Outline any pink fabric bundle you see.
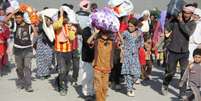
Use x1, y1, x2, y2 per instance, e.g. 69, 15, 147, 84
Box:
79, 0, 90, 11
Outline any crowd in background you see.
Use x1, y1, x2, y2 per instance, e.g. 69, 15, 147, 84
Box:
0, 0, 201, 101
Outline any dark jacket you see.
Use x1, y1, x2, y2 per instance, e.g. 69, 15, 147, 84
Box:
81, 27, 94, 62
14, 22, 32, 47
165, 19, 196, 53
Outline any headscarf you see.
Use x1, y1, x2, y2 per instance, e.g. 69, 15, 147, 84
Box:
183, 6, 195, 13
194, 8, 201, 18
150, 9, 161, 19
142, 10, 150, 17
6, 7, 14, 15
141, 10, 150, 33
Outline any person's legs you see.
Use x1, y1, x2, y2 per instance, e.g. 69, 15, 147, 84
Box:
144, 60, 152, 80
114, 62, 122, 86
82, 62, 94, 96
112, 48, 122, 85
141, 65, 146, 80
102, 73, 109, 101
0, 44, 7, 72
39, 50, 53, 78
146, 60, 152, 75
125, 75, 134, 91
52, 51, 57, 68
23, 49, 33, 92
114, 63, 122, 85
178, 52, 189, 97
124, 74, 135, 96
111, 61, 122, 89
15, 55, 25, 88
56, 52, 68, 95
0, 54, 3, 74
38, 54, 52, 77
14, 48, 25, 89
134, 63, 142, 84
190, 84, 201, 101
36, 52, 51, 78
72, 50, 80, 84
82, 62, 88, 95
162, 51, 178, 95
94, 70, 103, 101
64, 52, 72, 86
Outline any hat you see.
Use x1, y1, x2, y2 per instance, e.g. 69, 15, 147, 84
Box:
194, 8, 201, 17
79, 0, 90, 11
183, 6, 195, 13
142, 10, 150, 17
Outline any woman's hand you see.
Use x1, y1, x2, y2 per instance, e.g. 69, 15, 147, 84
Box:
59, 7, 64, 18
87, 27, 99, 44
92, 27, 100, 35
164, 30, 172, 38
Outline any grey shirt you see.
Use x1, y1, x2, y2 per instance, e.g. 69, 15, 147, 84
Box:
165, 19, 196, 53
181, 63, 201, 87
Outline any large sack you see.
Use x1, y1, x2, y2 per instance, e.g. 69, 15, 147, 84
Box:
167, 0, 186, 17
89, 7, 120, 33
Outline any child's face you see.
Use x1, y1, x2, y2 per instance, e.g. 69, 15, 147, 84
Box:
128, 23, 136, 33
193, 55, 201, 63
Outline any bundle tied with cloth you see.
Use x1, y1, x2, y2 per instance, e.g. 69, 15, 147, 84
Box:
7, 0, 40, 25
51, 6, 78, 42
38, 8, 57, 43
79, 0, 90, 11
89, 7, 120, 33
107, 0, 134, 17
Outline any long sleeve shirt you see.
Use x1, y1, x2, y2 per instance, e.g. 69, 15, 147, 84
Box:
180, 63, 201, 87
165, 19, 196, 53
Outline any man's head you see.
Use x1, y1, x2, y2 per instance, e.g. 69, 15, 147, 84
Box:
193, 48, 201, 64
44, 16, 53, 27
142, 10, 150, 21
193, 8, 201, 21
90, 3, 98, 12
182, 4, 195, 21
58, 10, 69, 25
15, 11, 24, 25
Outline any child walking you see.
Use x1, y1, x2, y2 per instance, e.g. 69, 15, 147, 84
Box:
120, 18, 144, 97
179, 48, 201, 101
87, 27, 114, 101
